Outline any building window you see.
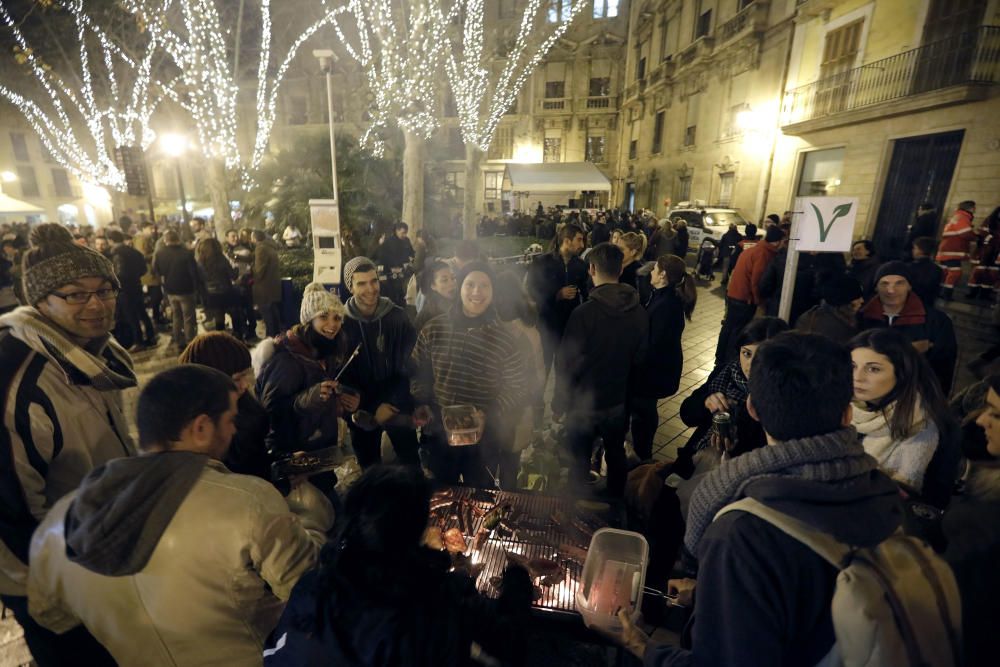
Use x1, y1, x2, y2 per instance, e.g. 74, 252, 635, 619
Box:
718, 172, 734, 206
17, 166, 39, 197
796, 147, 845, 197
488, 126, 514, 160
547, 0, 571, 23
659, 18, 671, 61
684, 94, 699, 147
545, 81, 565, 98
677, 175, 692, 201
543, 137, 562, 163
723, 102, 750, 138
484, 171, 503, 199
445, 171, 464, 199
628, 140, 638, 160
652, 111, 665, 154
586, 135, 606, 163
683, 126, 697, 147
10, 132, 29, 162
589, 77, 610, 97
739, 0, 754, 10
593, 0, 619, 19
820, 19, 864, 80
499, 0, 516, 19
695, 9, 713, 39
446, 128, 464, 159
505, 96, 519, 114
636, 56, 646, 81
52, 168, 72, 197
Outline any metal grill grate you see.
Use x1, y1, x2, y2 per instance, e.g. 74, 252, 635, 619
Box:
429, 487, 603, 617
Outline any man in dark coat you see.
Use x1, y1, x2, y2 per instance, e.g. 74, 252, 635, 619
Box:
525, 222, 588, 372
848, 239, 879, 299
604, 332, 900, 666
904, 201, 938, 259
907, 236, 944, 308
107, 230, 156, 349
554, 243, 648, 497
339, 256, 420, 469
152, 230, 201, 348
251, 230, 282, 337
376, 222, 416, 307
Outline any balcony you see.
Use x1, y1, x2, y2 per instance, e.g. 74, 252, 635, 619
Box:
539, 97, 568, 111
624, 79, 646, 102
718, 1, 769, 45
677, 36, 715, 68
782, 25, 999, 133
581, 96, 614, 110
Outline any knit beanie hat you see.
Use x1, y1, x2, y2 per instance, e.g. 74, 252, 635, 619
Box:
299, 282, 345, 324
874, 260, 911, 285
343, 255, 377, 291
455, 260, 497, 293
819, 273, 863, 306
178, 331, 251, 376
22, 223, 120, 305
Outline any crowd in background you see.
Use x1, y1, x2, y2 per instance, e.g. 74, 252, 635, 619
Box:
0, 195, 999, 666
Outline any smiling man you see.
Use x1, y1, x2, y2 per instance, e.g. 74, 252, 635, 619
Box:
0, 223, 136, 666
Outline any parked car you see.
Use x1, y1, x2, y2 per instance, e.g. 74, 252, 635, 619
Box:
666, 205, 750, 251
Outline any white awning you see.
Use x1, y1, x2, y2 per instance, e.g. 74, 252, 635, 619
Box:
0, 192, 43, 215
504, 162, 611, 193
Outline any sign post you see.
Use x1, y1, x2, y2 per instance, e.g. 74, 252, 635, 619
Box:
777, 196, 859, 323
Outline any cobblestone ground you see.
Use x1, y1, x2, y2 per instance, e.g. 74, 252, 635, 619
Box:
3, 277, 995, 665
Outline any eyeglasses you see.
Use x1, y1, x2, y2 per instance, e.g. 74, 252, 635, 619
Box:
49, 288, 119, 305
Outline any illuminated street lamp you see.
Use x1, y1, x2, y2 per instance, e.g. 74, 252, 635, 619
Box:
160, 133, 191, 224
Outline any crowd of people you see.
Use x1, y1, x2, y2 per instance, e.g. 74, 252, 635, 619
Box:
0, 194, 997, 666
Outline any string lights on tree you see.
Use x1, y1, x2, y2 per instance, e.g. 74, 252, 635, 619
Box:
444, 0, 587, 153
0, 0, 169, 191
330, 0, 451, 157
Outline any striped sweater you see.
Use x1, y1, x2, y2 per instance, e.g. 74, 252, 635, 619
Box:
410, 309, 525, 417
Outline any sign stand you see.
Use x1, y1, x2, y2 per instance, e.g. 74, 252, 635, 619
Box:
776, 196, 859, 324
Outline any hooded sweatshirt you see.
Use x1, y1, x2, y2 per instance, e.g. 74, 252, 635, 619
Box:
341, 296, 417, 412
63, 452, 208, 576
553, 283, 648, 414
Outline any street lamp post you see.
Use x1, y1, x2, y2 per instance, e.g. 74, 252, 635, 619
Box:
313, 49, 339, 197
160, 133, 191, 224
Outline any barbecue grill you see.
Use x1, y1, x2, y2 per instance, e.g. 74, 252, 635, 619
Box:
429, 487, 610, 619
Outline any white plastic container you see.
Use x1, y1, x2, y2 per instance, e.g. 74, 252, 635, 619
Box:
576, 528, 650, 632
442, 405, 484, 446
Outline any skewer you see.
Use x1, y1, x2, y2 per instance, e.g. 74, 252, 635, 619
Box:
332, 343, 361, 382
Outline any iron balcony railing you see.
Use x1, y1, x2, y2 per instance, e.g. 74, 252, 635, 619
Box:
783, 25, 1000, 125
719, 1, 768, 43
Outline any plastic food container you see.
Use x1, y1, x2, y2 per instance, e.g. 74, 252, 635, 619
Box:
442, 405, 484, 446
576, 528, 649, 632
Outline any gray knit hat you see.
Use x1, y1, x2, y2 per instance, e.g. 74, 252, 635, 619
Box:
300, 282, 345, 324
343, 255, 377, 291
22, 223, 119, 305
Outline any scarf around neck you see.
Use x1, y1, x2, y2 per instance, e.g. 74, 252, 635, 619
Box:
684, 427, 876, 558
0, 306, 136, 391
852, 400, 937, 492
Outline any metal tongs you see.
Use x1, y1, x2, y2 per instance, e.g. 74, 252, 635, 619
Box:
642, 586, 688, 608
332, 343, 361, 382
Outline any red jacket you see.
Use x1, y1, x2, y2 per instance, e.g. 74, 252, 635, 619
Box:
936, 208, 976, 263
727, 241, 777, 305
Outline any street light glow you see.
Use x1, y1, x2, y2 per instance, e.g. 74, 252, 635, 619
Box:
1, 171, 16, 182
160, 133, 189, 158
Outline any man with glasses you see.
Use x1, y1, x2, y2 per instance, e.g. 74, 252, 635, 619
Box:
0, 223, 135, 666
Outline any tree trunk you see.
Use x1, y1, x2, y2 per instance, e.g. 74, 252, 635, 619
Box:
463, 144, 483, 240
208, 158, 231, 231
402, 130, 425, 232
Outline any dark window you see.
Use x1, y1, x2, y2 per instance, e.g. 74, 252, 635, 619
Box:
589, 77, 611, 96
684, 125, 697, 147
652, 111, 665, 153
637, 57, 647, 80
10, 132, 29, 161
17, 166, 39, 197
629, 140, 638, 160
545, 81, 565, 98
696, 10, 713, 38
499, 0, 516, 19
586, 136, 606, 163
52, 168, 72, 197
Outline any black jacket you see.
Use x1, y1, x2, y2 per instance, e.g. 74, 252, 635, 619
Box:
646, 470, 901, 666
554, 283, 648, 413
152, 244, 200, 296
675, 227, 689, 257
907, 257, 944, 307
223, 392, 272, 483
264, 548, 531, 667
109, 244, 147, 294
906, 211, 939, 255
525, 252, 588, 336
631, 287, 685, 399
759, 251, 846, 320
620, 261, 640, 289
342, 297, 417, 412
591, 222, 611, 246
719, 229, 742, 259
848, 256, 880, 299
377, 235, 415, 271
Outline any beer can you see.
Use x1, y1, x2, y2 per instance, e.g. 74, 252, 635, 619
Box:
712, 412, 732, 442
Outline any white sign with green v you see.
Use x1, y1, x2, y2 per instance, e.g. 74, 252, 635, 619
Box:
794, 196, 859, 252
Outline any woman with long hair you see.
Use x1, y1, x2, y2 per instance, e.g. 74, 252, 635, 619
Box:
616, 231, 647, 288
849, 328, 960, 506
629, 255, 697, 460
195, 237, 242, 337
413, 260, 456, 332
262, 465, 532, 666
